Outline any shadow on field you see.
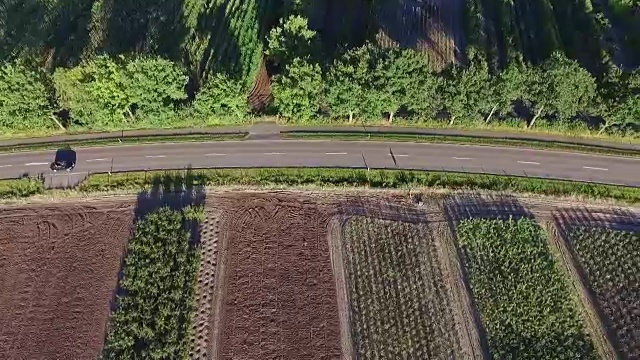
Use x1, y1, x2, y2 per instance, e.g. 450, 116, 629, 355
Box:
442, 192, 533, 357
551, 209, 635, 358
102, 166, 206, 349
336, 196, 432, 224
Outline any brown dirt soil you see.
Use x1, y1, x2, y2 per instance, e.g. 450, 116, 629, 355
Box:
210, 193, 343, 359
248, 58, 272, 112
0, 200, 136, 359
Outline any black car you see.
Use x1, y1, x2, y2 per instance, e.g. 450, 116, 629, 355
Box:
50, 148, 77, 172
50, 160, 75, 172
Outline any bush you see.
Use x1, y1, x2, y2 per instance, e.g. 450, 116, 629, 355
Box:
0, 178, 45, 199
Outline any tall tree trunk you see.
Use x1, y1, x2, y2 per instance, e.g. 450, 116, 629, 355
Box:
349, 111, 354, 124
449, 115, 456, 126
388, 112, 394, 124
485, 103, 499, 123
598, 121, 610, 135
529, 106, 544, 129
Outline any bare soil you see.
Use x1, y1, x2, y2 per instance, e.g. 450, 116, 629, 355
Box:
210, 193, 343, 359
0, 201, 136, 359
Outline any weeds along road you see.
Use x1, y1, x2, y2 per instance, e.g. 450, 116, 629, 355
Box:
0, 140, 638, 186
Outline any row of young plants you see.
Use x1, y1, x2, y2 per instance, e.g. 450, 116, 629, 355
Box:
343, 217, 464, 358
565, 225, 640, 358
457, 217, 596, 359
102, 206, 203, 359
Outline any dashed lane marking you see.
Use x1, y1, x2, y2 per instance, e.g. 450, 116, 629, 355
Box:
518, 161, 540, 165
205, 153, 227, 156
452, 157, 473, 160
263, 152, 286, 155
86, 158, 108, 162
25, 162, 49, 166
325, 152, 348, 155
0, 165, 12, 168
583, 166, 608, 171
145, 155, 167, 158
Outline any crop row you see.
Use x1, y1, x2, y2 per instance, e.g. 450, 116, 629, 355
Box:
565, 226, 640, 358
457, 217, 596, 359
343, 217, 464, 358
102, 207, 202, 359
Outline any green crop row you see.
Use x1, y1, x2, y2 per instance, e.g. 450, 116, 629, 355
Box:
457, 218, 596, 359
102, 207, 202, 359
343, 217, 464, 358
565, 226, 640, 358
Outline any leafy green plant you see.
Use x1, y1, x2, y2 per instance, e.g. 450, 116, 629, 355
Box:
566, 226, 640, 358
102, 207, 201, 359
457, 218, 596, 359
0, 178, 45, 199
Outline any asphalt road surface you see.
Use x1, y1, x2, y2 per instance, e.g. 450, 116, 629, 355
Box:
0, 140, 638, 186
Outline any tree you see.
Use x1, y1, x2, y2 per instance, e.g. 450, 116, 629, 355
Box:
543, 52, 597, 121
54, 55, 187, 128
193, 73, 248, 119
266, 15, 319, 68
0, 61, 58, 132
272, 58, 323, 121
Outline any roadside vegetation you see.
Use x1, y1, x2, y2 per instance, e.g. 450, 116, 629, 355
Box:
0, 0, 638, 139
102, 206, 203, 359
457, 218, 596, 358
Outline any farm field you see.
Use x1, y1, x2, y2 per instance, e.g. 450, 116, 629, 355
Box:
560, 222, 640, 358
1, 191, 639, 358
341, 215, 482, 358
0, 201, 136, 359
456, 217, 597, 358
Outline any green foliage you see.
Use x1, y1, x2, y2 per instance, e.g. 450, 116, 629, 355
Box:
78, 168, 640, 204
0, 178, 45, 199
272, 58, 323, 121
343, 217, 464, 358
457, 218, 596, 359
566, 226, 640, 357
0, 61, 55, 131
266, 15, 319, 67
193, 73, 249, 119
54, 55, 187, 129
102, 207, 201, 359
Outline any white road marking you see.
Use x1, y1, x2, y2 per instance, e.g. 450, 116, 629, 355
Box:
86, 158, 108, 162
264, 152, 286, 155
25, 162, 49, 166
394, 154, 409, 157
145, 155, 166, 158
326, 152, 347, 155
518, 161, 540, 165
0, 165, 12, 168
205, 153, 227, 156
49, 171, 88, 176
452, 157, 473, 160
583, 166, 608, 171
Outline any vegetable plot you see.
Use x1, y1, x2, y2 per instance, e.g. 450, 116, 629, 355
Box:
102, 207, 201, 359
343, 217, 467, 358
566, 226, 640, 358
457, 218, 596, 359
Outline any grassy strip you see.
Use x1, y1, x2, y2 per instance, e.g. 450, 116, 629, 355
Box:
284, 132, 640, 157
0, 133, 247, 153
78, 168, 640, 204
0, 178, 45, 199
457, 218, 596, 358
102, 207, 202, 359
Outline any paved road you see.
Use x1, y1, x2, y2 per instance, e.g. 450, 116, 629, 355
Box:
1, 140, 638, 187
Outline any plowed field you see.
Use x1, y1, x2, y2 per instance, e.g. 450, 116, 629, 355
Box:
0, 201, 135, 359
212, 194, 342, 359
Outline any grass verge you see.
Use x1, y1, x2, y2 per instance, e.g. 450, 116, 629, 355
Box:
284, 132, 639, 157
0, 178, 45, 199
0, 133, 247, 153
76, 168, 640, 204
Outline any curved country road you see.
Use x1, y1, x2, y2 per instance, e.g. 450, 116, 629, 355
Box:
0, 140, 638, 187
